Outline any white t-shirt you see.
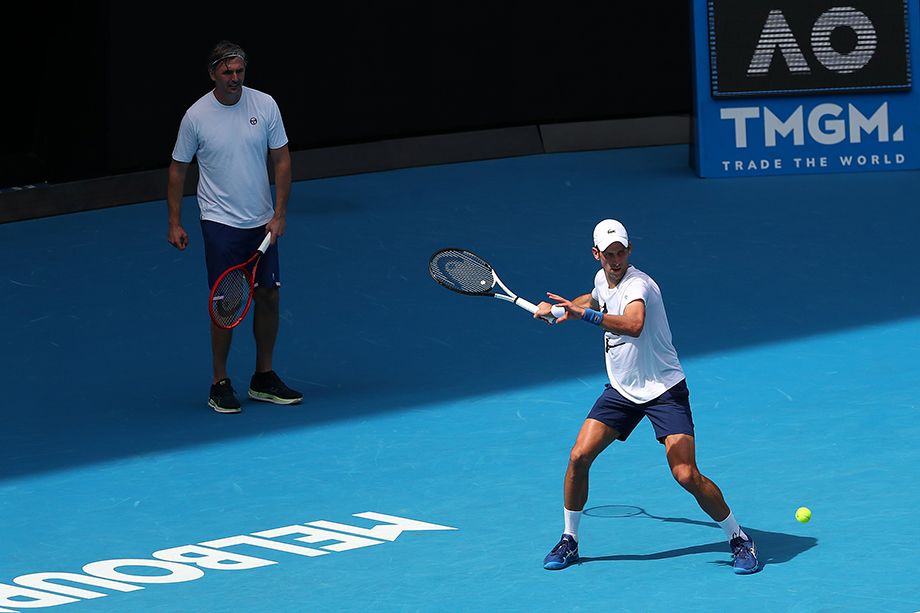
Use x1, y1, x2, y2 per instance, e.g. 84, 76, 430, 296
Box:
591, 266, 685, 403
172, 86, 288, 228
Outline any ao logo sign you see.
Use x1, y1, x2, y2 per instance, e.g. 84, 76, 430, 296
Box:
706, 0, 911, 97
722, 5, 905, 149
692, 0, 916, 175
747, 7, 878, 76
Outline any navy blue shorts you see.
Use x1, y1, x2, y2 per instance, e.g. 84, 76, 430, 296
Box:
587, 379, 694, 443
201, 220, 281, 290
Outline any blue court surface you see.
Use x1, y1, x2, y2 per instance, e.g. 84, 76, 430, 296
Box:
1, 145, 919, 612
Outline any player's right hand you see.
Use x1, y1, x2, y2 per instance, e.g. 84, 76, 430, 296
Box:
168, 225, 189, 250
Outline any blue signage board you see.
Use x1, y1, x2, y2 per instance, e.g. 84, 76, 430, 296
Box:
690, 0, 920, 177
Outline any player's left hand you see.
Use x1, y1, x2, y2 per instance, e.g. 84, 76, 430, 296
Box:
547, 292, 580, 322
266, 216, 286, 243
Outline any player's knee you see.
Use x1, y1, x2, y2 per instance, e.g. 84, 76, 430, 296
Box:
670, 464, 700, 490
568, 446, 595, 471
254, 286, 279, 307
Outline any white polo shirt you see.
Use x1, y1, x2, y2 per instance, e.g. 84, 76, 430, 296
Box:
172, 86, 288, 228
591, 265, 685, 403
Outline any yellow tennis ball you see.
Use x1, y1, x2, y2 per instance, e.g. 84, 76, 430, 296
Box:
795, 507, 812, 523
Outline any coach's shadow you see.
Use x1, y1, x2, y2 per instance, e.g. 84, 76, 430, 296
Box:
578, 505, 817, 569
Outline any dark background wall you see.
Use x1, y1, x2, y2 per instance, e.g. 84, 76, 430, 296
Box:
4, 2, 691, 189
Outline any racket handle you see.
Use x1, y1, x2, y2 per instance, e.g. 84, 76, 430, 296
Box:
257, 232, 273, 254
516, 298, 561, 323
515, 297, 539, 314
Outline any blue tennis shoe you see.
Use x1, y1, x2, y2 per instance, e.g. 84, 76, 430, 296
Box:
543, 534, 579, 570
730, 536, 760, 574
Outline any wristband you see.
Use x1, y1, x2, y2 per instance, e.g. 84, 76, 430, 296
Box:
582, 308, 603, 325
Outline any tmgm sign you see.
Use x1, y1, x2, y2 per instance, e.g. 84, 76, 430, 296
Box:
690, 0, 920, 177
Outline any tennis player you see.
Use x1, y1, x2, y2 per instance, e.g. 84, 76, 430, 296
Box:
535, 219, 759, 574
166, 41, 302, 413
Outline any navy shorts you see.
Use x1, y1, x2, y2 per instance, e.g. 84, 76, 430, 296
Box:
587, 379, 694, 443
201, 220, 281, 290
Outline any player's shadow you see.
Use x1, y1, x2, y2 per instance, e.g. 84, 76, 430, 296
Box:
578, 505, 817, 569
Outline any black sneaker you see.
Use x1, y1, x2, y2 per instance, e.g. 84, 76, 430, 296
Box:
209, 378, 241, 413
248, 370, 303, 405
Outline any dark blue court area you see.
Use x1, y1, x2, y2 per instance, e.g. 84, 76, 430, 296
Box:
1, 145, 918, 611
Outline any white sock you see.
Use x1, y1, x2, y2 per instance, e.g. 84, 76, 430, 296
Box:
563, 507, 582, 541
717, 511, 748, 541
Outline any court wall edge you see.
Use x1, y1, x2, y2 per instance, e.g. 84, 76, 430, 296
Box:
0, 116, 690, 224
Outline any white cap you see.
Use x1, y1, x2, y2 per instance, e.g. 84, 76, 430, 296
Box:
593, 219, 629, 251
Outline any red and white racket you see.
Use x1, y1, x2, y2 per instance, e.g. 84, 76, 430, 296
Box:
208, 232, 272, 329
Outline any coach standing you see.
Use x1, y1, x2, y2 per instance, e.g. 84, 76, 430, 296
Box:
166, 40, 302, 414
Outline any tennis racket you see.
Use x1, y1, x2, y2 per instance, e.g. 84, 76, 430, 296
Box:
428, 248, 564, 322
208, 232, 272, 329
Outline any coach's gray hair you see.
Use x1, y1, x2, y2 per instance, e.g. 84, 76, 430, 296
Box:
208, 41, 247, 71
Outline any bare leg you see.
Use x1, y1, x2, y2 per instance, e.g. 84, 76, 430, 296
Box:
253, 287, 279, 373
210, 323, 233, 383
564, 419, 620, 511
663, 434, 731, 521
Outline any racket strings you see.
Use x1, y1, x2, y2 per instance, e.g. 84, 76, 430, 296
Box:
211, 268, 251, 326
429, 250, 494, 294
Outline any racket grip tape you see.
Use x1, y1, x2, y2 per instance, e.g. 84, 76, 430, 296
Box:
257, 232, 273, 253
515, 297, 539, 314
516, 298, 562, 323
